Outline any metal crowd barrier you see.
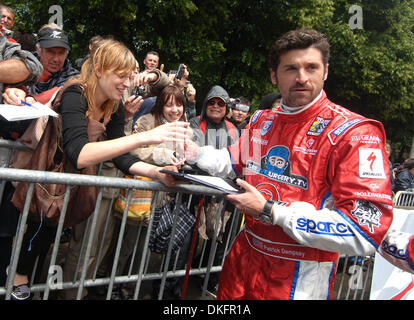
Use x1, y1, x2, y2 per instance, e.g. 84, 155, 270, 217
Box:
0, 165, 243, 300
393, 191, 414, 209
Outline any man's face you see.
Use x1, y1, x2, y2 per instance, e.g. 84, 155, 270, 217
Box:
232, 109, 249, 125
37, 47, 68, 74
143, 54, 159, 70
0, 9, 14, 30
270, 47, 328, 108
206, 98, 226, 123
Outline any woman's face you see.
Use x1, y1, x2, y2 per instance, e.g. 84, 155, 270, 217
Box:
162, 96, 184, 122
97, 70, 131, 101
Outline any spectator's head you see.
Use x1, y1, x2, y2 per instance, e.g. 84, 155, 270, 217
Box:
259, 92, 282, 110
0, 5, 15, 31
404, 158, 414, 172
143, 51, 159, 71
88, 35, 105, 54
76, 39, 137, 119
151, 84, 186, 126
203, 85, 230, 123
385, 142, 392, 158
36, 24, 70, 73
231, 97, 251, 126
268, 28, 330, 108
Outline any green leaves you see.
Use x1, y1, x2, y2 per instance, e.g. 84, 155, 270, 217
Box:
4, 0, 414, 157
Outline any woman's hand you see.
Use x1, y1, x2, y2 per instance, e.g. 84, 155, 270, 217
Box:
183, 139, 201, 161
137, 121, 191, 145
124, 95, 143, 120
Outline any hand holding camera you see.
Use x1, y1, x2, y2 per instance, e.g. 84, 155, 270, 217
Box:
172, 64, 189, 87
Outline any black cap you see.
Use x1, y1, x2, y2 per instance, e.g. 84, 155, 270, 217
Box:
37, 27, 70, 51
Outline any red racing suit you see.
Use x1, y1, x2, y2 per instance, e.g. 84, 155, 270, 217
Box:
193, 90, 393, 299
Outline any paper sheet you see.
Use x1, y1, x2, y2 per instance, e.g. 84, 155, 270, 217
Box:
0, 102, 58, 121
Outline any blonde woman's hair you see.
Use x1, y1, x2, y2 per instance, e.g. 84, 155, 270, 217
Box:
71, 39, 137, 119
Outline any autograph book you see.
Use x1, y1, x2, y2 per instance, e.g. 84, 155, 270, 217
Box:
160, 169, 243, 194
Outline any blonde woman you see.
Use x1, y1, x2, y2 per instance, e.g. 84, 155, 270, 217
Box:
10, 39, 190, 300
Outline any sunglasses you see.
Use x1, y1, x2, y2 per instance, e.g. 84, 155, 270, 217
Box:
207, 99, 226, 108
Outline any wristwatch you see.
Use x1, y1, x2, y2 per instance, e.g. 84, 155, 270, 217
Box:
258, 200, 274, 225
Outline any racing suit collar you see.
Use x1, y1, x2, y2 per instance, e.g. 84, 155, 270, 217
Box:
280, 90, 324, 114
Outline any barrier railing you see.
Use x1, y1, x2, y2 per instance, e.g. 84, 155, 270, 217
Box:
0, 167, 241, 300
0, 166, 377, 300
393, 191, 414, 209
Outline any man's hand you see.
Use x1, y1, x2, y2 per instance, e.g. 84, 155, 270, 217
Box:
2, 87, 27, 105
153, 165, 180, 187
137, 70, 158, 86
225, 178, 267, 218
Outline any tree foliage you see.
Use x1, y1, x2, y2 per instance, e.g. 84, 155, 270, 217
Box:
4, 0, 414, 160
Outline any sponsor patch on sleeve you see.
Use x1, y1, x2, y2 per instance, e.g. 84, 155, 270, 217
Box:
358, 148, 386, 179
351, 200, 382, 233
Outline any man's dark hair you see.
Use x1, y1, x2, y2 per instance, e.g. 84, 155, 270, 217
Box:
269, 28, 330, 71
404, 158, 414, 170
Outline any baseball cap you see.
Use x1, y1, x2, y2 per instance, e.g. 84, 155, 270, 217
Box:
37, 27, 70, 51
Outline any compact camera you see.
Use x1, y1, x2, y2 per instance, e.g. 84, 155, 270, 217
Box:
175, 64, 185, 80
133, 85, 146, 98
228, 98, 241, 109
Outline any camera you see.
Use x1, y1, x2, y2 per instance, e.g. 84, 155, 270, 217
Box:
228, 98, 241, 109
175, 64, 185, 80
133, 85, 146, 98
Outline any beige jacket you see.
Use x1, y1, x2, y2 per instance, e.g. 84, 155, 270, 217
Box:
131, 113, 177, 166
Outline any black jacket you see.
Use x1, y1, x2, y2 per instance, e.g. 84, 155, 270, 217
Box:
27, 52, 79, 95
394, 168, 414, 192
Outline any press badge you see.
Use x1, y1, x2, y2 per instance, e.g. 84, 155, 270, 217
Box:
358, 148, 386, 179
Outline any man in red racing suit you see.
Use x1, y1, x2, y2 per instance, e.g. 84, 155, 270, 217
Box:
184, 28, 393, 300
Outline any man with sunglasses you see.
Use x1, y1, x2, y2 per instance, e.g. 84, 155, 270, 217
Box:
188, 85, 238, 297
190, 85, 238, 149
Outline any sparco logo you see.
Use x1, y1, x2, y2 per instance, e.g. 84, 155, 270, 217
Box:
381, 240, 406, 260
296, 218, 355, 237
